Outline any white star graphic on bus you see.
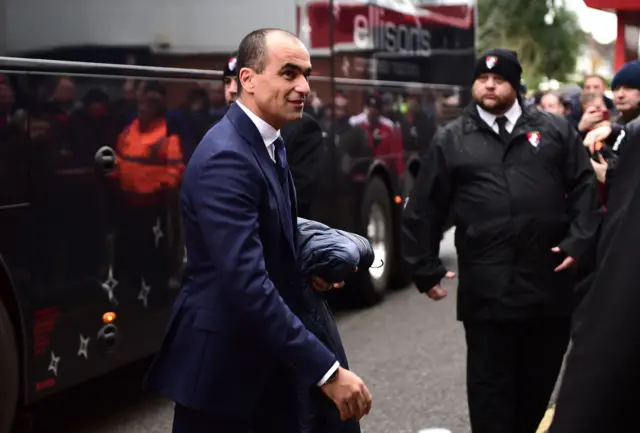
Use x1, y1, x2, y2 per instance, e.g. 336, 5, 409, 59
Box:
138, 278, 151, 308
342, 58, 351, 76
101, 265, 118, 306
300, 17, 312, 44
48, 351, 60, 377
77, 334, 90, 359
152, 217, 163, 248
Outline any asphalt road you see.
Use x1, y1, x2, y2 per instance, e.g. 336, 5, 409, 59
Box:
22, 230, 560, 433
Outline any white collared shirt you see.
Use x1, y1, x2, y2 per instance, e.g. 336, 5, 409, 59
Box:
476, 101, 522, 134
233, 100, 341, 386
235, 100, 279, 162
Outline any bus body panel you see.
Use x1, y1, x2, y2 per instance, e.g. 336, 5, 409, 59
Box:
0, 0, 475, 408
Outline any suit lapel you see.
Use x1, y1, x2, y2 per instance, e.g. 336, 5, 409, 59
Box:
227, 104, 296, 255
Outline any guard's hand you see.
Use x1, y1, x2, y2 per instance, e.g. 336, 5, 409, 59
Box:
320, 367, 372, 421
584, 125, 612, 154
425, 271, 456, 301
551, 247, 575, 272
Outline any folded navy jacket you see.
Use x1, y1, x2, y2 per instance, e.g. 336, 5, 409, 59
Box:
297, 217, 375, 282
295, 217, 375, 433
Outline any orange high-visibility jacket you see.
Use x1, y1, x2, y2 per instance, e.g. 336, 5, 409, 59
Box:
112, 118, 185, 201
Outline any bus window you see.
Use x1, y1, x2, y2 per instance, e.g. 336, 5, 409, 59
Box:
0, 73, 29, 207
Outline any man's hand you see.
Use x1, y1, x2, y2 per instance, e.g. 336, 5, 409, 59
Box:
578, 106, 604, 133
590, 152, 608, 184
310, 267, 357, 292
584, 125, 613, 154
425, 271, 456, 300
320, 367, 372, 421
311, 276, 344, 292
551, 247, 575, 272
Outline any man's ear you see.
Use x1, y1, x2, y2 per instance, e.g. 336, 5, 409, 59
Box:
239, 67, 256, 94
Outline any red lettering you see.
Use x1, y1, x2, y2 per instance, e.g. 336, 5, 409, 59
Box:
35, 378, 55, 391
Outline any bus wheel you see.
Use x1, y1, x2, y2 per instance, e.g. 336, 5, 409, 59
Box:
0, 299, 18, 433
357, 177, 394, 306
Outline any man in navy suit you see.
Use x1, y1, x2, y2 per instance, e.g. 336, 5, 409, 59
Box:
144, 28, 372, 433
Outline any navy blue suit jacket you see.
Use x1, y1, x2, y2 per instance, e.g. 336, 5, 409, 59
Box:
143, 103, 337, 421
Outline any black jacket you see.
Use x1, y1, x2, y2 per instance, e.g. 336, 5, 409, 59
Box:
549, 115, 640, 433
402, 102, 603, 321
282, 113, 325, 219
296, 217, 373, 433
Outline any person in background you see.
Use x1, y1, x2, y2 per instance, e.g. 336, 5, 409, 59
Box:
222, 52, 239, 107
580, 62, 640, 206
610, 60, 640, 125
207, 81, 228, 123
532, 90, 544, 109
540, 91, 566, 116
281, 111, 325, 219
568, 74, 615, 127
402, 48, 603, 433
549, 114, 640, 433
577, 92, 611, 137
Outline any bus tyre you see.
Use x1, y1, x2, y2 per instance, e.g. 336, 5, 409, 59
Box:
0, 300, 18, 433
357, 177, 394, 306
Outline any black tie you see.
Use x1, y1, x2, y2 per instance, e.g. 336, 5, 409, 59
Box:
496, 116, 510, 143
272, 136, 293, 232
273, 136, 287, 186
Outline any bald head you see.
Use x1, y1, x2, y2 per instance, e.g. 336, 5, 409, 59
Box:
236, 28, 300, 95
235, 28, 312, 130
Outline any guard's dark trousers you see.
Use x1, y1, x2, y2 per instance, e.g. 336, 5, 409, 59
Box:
464, 318, 571, 433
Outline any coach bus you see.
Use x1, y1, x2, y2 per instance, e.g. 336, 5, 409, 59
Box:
0, 0, 476, 430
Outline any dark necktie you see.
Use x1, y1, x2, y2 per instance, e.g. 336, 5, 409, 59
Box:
272, 136, 294, 234
496, 116, 510, 143
273, 136, 287, 186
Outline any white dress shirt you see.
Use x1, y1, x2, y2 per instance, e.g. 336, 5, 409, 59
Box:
476, 101, 522, 134
235, 100, 341, 386
235, 100, 279, 162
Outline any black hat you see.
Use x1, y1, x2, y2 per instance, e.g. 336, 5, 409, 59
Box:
611, 60, 640, 90
223, 52, 238, 78
474, 48, 523, 92
364, 92, 382, 110
82, 88, 109, 105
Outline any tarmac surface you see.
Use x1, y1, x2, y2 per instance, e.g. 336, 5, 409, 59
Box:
22, 230, 563, 433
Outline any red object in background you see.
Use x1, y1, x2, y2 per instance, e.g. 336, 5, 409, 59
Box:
584, 0, 639, 10
351, 115, 405, 174
598, 182, 608, 209
34, 307, 61, 356
301, 1, 474, 51
585, 0, 640, 71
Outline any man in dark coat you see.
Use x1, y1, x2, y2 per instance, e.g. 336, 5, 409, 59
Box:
401, 48, 603, 433
549, 118, 640, 433
281, 112, 324, 219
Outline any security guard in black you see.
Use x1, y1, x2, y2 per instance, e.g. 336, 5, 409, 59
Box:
402, 49, 603, 433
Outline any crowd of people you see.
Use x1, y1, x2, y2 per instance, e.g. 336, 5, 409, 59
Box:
403, 53, 640, 433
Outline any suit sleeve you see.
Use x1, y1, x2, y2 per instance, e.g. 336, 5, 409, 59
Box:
401, 128, 453, 292
194, 149, 337, 388
283, 114, 323, 219
558, 119, 605, 261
